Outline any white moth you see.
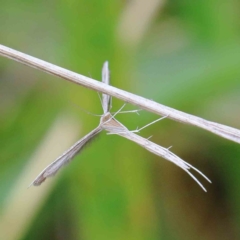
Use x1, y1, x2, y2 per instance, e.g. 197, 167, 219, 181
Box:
31, 62, 211, 191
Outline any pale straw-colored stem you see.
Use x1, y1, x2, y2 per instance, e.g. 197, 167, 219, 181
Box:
0, 44, 240, 144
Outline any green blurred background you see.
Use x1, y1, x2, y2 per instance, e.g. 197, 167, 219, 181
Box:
1, 0, 240, 239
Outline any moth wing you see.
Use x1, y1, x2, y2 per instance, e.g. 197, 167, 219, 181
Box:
31, 127, 102, 186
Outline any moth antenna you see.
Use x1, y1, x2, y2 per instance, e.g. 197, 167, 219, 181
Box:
71, 102, 102, 117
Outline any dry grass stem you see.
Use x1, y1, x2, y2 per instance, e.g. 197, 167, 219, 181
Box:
0, 44, 239, 144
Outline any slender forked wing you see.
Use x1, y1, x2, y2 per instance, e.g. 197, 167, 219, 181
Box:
101, 61, 111, 114
101, 116, 210, 192
31, 126, 102, 186
119, 132, 210, 191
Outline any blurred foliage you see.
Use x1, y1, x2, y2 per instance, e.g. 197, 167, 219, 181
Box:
0, 0, 240, 240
